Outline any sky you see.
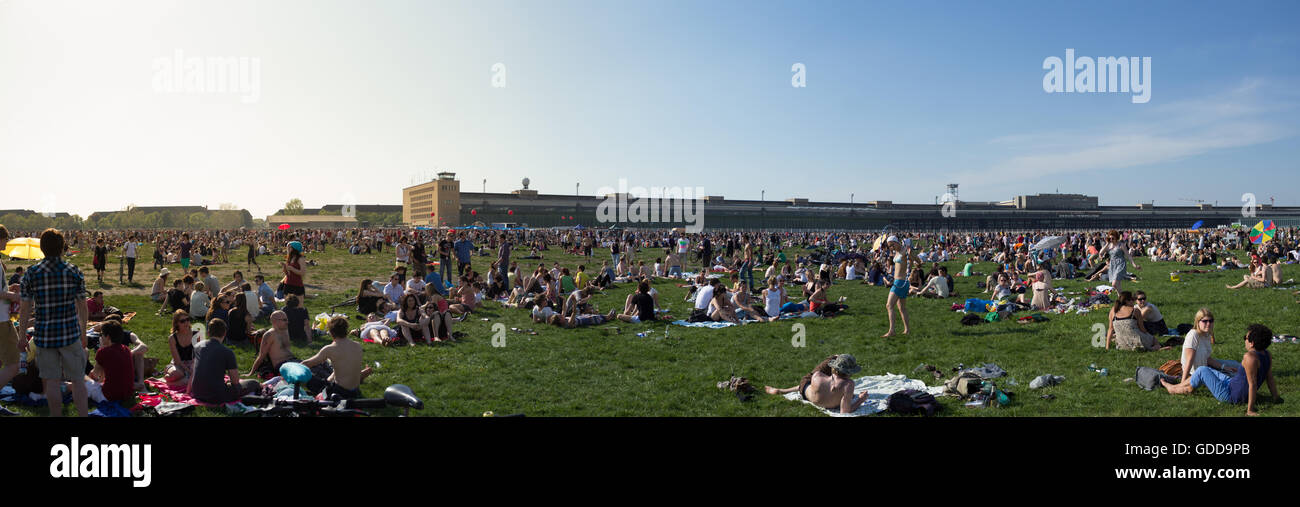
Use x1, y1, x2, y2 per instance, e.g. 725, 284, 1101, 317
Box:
1, 0, 1297, 219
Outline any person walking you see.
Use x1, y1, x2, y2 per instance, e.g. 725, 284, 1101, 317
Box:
123, 234, 138, 283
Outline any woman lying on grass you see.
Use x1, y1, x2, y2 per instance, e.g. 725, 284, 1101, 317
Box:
1162, 323, 1282, 416
764, 354, 872, 414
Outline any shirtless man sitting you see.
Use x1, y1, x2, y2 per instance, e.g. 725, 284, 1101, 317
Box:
248, 310, 297, 379
764, 354, 872, 414
301, 316, 372, 400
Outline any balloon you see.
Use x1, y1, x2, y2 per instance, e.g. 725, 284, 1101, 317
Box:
507, 210, 514, 216
278, 224, 290, 230
470, 209, 477, 216
430, 212, 436, 217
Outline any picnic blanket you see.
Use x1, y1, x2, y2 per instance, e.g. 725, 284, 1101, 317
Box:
144, 378, 238, 408
782, 373, 945, 417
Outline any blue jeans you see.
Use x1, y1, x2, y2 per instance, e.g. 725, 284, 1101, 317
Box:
498, 262, 510, 291
1189, 360, 1241, 402
668, 266, 682, 278
612, 253, 621, 267
739, 261, 754, 291
439, 256, 451, 284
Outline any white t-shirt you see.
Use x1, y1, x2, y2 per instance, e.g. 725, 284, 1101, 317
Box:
406, 277, 426, 294
1182, 330, 1213, 375
677, 238, 690, 254
694, 285, 716, 310
532, 305, 556, 322
124, 242, 138, 259
1140, 302, 1164, 323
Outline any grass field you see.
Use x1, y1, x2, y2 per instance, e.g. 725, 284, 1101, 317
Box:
5, 242, 1297, 417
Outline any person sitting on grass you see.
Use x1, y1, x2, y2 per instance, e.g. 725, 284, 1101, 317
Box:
159, 278, 188, 315
392, 293, 429, 346
301, 315, 372, 401
918, 267, 952, 299
248, 310, 298, 379
763, 354, 871, 415
91, 320, 137, 405
1162, 323, 1282, 416
422, 285, 455, 342
1134, 290, 1169, 337
163, 310, 196, 388
614, 281, 660, 324
1226, 259, 1270, 290
1105, 291, 1161, 351
189, 318, 260, 404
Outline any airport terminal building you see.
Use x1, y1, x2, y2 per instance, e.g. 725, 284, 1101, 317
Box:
396, 174, 1299, 231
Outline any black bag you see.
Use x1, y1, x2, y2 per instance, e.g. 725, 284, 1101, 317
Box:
1176, 323, 1193, 336
688, 308, 711, 323
886, 389, 939, 416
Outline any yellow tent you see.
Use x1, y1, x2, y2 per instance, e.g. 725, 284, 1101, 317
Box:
2, 238, 43, 260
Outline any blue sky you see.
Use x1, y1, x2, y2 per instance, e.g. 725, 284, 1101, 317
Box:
1, 0, 1296, 218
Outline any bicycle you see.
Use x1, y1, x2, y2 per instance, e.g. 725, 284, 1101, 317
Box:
238, 363, 425, 417
240, 384, 424, 417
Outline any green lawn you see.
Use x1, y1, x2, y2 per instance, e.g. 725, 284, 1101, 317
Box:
5, 242, 1297, 417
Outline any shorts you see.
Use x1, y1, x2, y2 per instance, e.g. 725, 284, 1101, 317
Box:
36, 342, 87, 382
890, 278, 910, 299
627, 316, 640, 323
284, 284, 305, 296
0, 323, 19, 366
324, 382, 361, 401
180, 257, 191, 269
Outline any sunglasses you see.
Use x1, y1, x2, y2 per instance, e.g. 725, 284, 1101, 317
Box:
1135, 298, 1146, 301
1200, 319, 1215, 324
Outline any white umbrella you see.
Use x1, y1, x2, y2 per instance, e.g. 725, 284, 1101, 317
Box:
1030, 236, 1065, 252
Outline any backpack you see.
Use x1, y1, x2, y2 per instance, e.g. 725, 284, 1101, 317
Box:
945, 372, 985, 397
687, 308, 711, 323
886, 389, 939, 416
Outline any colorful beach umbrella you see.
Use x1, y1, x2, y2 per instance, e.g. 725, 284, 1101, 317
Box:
1249, 220, 1276, 244
1190, 220, 1204, 230
2, 237, 44, 260
278, 223, 290, 230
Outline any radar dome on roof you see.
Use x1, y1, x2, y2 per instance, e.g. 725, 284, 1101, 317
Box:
522, 177, 530, 189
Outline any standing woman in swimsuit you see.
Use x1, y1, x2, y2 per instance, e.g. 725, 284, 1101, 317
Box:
882, 236, 911, 337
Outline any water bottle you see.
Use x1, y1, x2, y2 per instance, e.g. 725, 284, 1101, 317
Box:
18, 350, 27, 375
1099, 368, 1109, 377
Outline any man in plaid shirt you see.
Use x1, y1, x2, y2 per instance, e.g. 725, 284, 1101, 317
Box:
18, 228, 90, 417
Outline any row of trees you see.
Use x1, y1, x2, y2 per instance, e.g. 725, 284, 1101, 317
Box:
0, 213, 86, 232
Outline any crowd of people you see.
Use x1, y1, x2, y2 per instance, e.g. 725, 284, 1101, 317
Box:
0, 222, 1294, 416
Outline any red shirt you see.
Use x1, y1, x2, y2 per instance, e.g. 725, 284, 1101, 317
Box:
285, 258, 303, 287
87, 298, 104, 316
96, 344, 135, 403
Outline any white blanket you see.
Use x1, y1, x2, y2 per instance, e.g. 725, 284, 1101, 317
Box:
783, 373, 945, 417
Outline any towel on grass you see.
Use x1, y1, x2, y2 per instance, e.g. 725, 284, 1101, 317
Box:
782, 373, 945, 417
144, 378, 237, 407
